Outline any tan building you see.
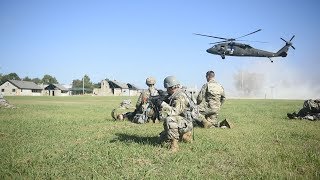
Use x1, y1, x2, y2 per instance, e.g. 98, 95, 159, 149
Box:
93, 80, 112, 96
93, 80, 141, 96
108, 80, 129, 96
0, 80, 42, 96
44, 84, 71, 96
127, 83, 140, 96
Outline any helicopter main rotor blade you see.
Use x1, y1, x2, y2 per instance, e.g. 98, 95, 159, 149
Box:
235, 29, 262, 40
291, 45, 295, 50
209, 40, 229, 44
280, 38, 286, 43
237, 39, 268, 43
290, 35, 295, 41
193, 33, 227, 40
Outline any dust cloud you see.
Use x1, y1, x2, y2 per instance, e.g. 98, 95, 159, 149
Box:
230, 62, 319, 99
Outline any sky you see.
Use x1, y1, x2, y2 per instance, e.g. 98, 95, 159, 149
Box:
1, 0, 319, 99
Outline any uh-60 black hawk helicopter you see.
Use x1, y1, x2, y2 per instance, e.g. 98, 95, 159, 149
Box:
194, 29, 295, 63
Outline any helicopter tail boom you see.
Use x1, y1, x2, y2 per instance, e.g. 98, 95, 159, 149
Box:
275, 35, 295, 57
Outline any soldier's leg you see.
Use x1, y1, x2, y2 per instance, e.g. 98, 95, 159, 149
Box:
179, 119, 193, 143
297, 108, 309, 117
204, 114, 218, 128
164, 116, 180, 152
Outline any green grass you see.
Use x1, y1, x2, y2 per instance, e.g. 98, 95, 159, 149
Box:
0, 96, 319, 179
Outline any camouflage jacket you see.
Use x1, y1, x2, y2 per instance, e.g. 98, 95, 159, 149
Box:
136, 86, 159, 109
197, 78, 225, 111
161, 89, 190, 119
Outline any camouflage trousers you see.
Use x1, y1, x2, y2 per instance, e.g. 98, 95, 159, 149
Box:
197, 102, 221, 127
111, 107, 135, 120
160, 115, 193, 141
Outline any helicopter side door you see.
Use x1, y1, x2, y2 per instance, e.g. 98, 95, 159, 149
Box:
226, 45, 234, 55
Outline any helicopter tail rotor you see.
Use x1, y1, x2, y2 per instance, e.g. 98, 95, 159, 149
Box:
276, 35, 295, 57
281, 35, 295, 50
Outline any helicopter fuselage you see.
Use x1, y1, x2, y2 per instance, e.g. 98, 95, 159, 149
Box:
194, 30, 294, 62
206, 42, 279, 59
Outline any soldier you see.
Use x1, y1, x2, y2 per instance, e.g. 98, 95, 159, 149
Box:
157, 76, 193, 152
132, 77, 160, 123
111, 99, 135, 120
196, 70, 228, 128
287, 99, 320, 121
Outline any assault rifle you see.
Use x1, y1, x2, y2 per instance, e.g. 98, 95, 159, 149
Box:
148, 90, 169, 120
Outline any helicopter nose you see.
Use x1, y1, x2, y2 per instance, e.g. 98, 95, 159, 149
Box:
206, 48, 213, 54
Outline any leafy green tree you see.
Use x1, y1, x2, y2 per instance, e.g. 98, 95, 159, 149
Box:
71, 75, 94, 94
41, 74, 58, 84
72, 79, 83, 88
72, 75, 93, 88
1, 73, 21, 84
23, 76, 32, 81
32, 78, 41, 84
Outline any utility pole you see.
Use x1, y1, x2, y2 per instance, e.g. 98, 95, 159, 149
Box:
82, 76, 84, 95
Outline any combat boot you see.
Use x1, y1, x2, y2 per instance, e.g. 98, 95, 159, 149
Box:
170, 139, 179, 152
287, 112, 298, 119
219, 119, 231, 128
181, 131, 193, 143
117, 114, 124, 120
202, 119, 212, 128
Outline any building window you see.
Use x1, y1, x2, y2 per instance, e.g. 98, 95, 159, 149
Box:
12, 89, 16, 92
1, 89, 4, 92
32, 89, 41, 93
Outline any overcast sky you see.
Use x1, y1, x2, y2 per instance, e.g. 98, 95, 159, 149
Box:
1, 0, 319, 99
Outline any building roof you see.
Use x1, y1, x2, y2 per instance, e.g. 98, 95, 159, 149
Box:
45, 84, 69, 91
108, 80, 129, 89
7, 80, 42, 90
127, 83, 140, 90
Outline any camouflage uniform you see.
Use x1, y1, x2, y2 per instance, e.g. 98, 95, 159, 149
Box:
111, 99, 135, 120
130, 77, 160, 123
197, 78, 225, 127
135, 86, 159, 111
287, 99, 320, 121
133, 86, 160, 123
159, 89, 193, 141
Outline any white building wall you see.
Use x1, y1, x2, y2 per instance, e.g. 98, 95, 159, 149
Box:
0, 81, 42, 96
0, 81, 19, 96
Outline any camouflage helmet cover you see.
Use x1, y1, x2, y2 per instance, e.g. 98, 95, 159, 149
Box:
163, 76, 180, 88
146, 77, 156, 85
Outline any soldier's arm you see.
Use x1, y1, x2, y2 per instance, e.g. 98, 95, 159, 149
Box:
161, 94, 186, 116
136, 93, 143, 109
197, 84, 207, 105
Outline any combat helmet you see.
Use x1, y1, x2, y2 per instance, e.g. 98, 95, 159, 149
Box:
146, 77, 156, 86
163, 76, 180, 88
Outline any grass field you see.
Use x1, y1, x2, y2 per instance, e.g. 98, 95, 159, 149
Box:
0, 96, 319, 179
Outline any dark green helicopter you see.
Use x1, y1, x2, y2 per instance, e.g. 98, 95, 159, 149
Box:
194, 29, 295, 63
